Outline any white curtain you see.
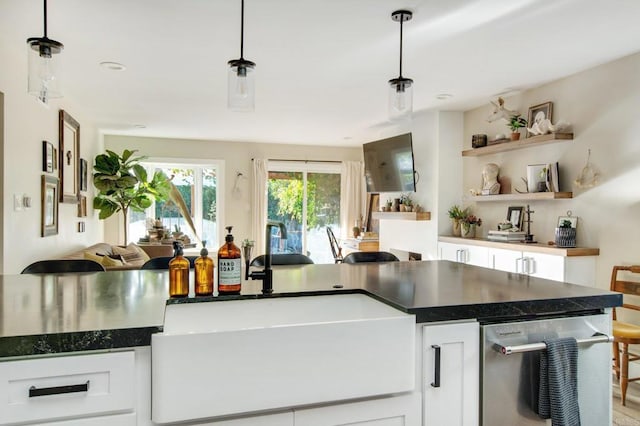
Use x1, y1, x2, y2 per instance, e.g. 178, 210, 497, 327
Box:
340, 161, 365, 240
251, 159, 269, 256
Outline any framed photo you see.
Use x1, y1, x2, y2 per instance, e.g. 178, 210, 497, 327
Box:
558, 215, 578, 229
526, 101, 553, 138
42, 141, 54, 173
78, 195, 87, 217
507, 206, 524, 231
52, 147, 58, 170
79, 158, 88, 192
526, 164, 548, 193
41, 175, 59, 237
78, 222, 86, 233
59, 110, 80, 204
364, 193, 380, 234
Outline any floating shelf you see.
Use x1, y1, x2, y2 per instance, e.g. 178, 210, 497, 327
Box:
372, 211, 431, 221
461, 133, 574, 157
469, 192, 572, 202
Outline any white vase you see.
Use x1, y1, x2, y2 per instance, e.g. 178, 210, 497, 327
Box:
461, 223, 476, 238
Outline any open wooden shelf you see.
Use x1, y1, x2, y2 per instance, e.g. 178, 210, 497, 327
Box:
462, 133, 573, 157
469, 192, 572, 202
372, 211, 431, 221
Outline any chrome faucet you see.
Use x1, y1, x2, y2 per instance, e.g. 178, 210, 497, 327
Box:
249, 220, 287, 294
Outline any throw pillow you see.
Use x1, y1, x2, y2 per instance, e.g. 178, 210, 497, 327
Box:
112, 243, 150, 263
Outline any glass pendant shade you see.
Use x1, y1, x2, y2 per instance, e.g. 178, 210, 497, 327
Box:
227, 59, 255, 112
388, 78, 413, 121
27, 37, 63, 104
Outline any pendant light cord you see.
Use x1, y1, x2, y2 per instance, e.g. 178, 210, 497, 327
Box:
43, 0, 48, 38
240, 0, 245, 59
398, 16, 403, 78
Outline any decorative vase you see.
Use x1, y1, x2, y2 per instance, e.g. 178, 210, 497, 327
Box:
452, 219, 461, 237
555, 228, 576, 248
511, 132, 521, 141
460, 223, 476, 238
392, 199, 400, 212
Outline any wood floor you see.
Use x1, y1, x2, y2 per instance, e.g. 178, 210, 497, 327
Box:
612, 380, 640, 426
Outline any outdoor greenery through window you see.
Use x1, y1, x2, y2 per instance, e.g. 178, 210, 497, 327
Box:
267, 162, 341, 264
129, 161, 223, 248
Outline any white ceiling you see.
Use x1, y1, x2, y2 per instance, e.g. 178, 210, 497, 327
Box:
2, 0, 640, 146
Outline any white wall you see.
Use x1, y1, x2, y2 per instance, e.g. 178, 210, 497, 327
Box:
0, 39, 103, 274
462, 51, 640, 295
104, 135, 361, 249
379, 111, 463, 260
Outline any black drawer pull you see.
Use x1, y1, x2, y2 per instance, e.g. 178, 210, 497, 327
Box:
430, 345, 441, 388
29, 380, 90, 398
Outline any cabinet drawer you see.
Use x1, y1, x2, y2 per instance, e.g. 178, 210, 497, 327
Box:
0, 351, 135, 425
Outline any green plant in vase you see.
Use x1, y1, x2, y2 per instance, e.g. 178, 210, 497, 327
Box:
508, 114, 528, 140
460, 215, 482, 239
448, 205, 469, 237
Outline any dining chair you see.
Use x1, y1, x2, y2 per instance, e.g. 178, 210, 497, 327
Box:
326, 227, 343, 263
141, 256, 198, 270
610, 264, 640, 406
342, 251, 399, 264
249, 254, 314, 267
21, 259, 106, 274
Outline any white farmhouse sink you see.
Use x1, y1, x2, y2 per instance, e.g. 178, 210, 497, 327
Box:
152, 294, 415, 424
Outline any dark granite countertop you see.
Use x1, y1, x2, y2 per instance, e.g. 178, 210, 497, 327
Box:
0, 261, 621, 358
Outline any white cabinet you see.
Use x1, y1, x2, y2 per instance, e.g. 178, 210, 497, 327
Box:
0, 351, 136, 426
294, 393, 420, 426
422, 321, 479, 426
439, 242, 489, 267
488, 247, 596, 286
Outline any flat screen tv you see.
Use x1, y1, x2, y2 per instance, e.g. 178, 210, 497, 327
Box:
363, 133, 416, 193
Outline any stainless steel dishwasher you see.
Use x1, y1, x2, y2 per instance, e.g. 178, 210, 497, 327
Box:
481, 313, 612, 425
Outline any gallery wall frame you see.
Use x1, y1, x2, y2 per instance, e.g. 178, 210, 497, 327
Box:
42, 140, 54, 173
59, 110, 80, 203
79, 158, 88, 192
41, 175, 59, 237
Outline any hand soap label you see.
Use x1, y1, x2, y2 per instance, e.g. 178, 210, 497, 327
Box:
219, 258, 241, 285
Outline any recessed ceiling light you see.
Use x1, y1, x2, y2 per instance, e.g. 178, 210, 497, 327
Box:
132, 124, 146, 129
436, 93, 453, 100
100, 61, 126, 71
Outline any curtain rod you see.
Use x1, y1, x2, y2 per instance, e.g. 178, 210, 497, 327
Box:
251, 158, 342, 164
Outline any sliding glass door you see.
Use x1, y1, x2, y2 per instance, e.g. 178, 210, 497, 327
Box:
267, 162, 341, 263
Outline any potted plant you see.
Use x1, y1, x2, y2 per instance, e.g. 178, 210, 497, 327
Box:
400, 193, 413, 212
460, 215, 482, 238
448, 205, 470, 237
555, 219, 576, 248
507, 114, 528, 140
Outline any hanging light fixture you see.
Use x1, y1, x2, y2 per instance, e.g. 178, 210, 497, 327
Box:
228, 0, 255, 112
27, 0, 64, 104
388, 10, 413, 121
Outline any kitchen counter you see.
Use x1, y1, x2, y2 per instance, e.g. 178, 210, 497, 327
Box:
0, 261, 620, 358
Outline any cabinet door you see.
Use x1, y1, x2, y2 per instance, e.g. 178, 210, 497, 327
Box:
523, 251, 565, 282
488, 248, 522, 273
423, 321, 479, 426
294, 393, 420, 426
197, 412, 294, 426
439, 243, 488, 267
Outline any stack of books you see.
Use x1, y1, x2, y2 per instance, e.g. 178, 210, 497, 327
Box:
487, 230, 526, 242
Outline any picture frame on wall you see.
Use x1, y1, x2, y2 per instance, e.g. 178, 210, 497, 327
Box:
41, 175, 59, 237
79, 158, 88, 192
526, 101, 553, 138
78, 195, 87, 217
59, 110, 80, 203
558, 215, 578, 229
42, 141, 54, 173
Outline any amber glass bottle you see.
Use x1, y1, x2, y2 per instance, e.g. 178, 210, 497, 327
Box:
169, 242, 189, 298
218, 226, 242, 294
194, 241, 214, 296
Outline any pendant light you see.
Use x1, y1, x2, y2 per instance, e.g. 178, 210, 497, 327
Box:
388, 10, 413, 121
27, 0, 64, 104
228, 0, 255, 112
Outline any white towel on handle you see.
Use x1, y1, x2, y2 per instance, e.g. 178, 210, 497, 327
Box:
538, 337, 581, 426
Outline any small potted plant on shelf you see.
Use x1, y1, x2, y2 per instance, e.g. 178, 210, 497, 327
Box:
447, 205, 469, 237
555, 220, 576, 248
400, 193, 413, 212
507, 114, 528, 141
460, 215, 482, 239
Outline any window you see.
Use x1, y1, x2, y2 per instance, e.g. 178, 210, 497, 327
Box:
129, 159, 224, 248
267, 161, 341, 264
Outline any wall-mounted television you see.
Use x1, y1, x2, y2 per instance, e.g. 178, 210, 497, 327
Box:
363, 133, 416, 193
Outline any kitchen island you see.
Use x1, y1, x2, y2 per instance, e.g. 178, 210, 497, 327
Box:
0, 261, 621, 425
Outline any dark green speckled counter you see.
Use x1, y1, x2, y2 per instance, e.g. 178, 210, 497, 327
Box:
0, 261, 621, 358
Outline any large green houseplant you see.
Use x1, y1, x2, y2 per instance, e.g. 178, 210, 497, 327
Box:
93, 150, 170, 245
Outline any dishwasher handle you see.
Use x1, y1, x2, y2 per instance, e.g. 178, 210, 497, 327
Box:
430, 345, 441, 388
495, 333, 612, 355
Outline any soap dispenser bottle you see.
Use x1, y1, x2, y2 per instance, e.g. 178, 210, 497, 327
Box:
169, 241, 189, 298
218, 226, 242, 294
194, 241, 214, 296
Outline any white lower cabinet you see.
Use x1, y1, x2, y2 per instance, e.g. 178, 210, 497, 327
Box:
439, 242, 488, 267
422, 321, 479, 426
294, 393, 421, 426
